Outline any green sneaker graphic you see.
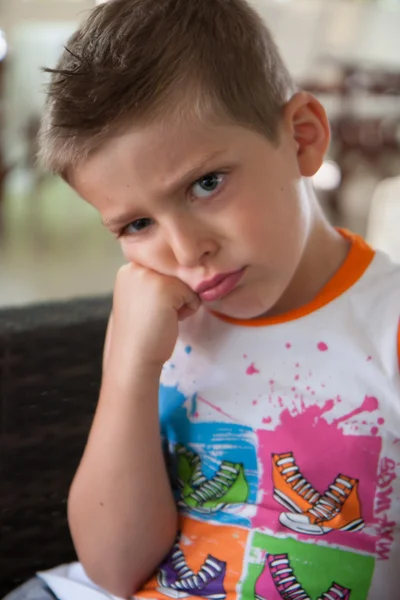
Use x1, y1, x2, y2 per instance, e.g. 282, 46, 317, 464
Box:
184, 462, 249, 513
176, 444, 206, 496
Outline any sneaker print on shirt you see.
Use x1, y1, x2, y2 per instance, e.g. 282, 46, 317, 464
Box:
272, 453, 364, 536
176, 444, 250, 514
157, 539, 227, 599
254, 553, 351, 600
272, 452, 321, 513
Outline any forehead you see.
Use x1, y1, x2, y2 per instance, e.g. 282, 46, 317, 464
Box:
71, 114, 263, 203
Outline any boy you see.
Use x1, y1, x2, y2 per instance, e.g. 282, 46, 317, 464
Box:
5, 0, 400, 599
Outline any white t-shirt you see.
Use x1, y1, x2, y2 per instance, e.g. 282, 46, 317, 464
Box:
41, 231, 400, 600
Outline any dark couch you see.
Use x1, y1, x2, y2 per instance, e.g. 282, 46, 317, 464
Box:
0, 297, 111, 597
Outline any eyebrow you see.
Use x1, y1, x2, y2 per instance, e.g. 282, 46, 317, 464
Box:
102, 149, 226, 230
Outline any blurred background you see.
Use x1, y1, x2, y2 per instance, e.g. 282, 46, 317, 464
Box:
0, 0, 399, 308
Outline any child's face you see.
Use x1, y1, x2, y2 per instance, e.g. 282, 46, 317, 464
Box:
72, 98, 324, 319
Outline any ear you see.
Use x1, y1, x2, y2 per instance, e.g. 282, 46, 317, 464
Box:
283, 92, 330, 177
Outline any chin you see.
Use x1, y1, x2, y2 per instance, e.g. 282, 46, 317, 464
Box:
216, 307, 268, 321
211, 296, 272, 321
210, 283, 282, 321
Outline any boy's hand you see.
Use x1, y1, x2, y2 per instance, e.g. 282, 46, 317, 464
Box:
104, 264, 200, 376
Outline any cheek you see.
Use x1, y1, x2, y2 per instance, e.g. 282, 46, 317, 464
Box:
233, 192, 305, 265
120, 238, 172, 272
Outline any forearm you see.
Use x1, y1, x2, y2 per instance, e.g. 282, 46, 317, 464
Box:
68, 367, 177, 598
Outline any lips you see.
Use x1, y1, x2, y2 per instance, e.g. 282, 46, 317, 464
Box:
195, 268, 245, 303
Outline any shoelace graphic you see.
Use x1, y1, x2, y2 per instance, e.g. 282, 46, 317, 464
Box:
176, 447, 207, 488
169, 544, 195, 580
308, 476, 352, 521
277, 455, 320, 504
318, 583, 349, 600
268, 555, 310, 600
171, 557, 225, 590
262, 555, 351, 600
188, 463, 239, 503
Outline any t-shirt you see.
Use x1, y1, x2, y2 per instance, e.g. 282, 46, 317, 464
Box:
137, 231, 400, 600
39, 231, 400, 600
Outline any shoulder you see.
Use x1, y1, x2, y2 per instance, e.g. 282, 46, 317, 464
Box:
348, 249, 400, 316
345, 248, 400, 374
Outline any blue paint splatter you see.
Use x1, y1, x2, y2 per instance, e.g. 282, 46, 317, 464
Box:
185, 346, 192, 355
158, 383, 258, 528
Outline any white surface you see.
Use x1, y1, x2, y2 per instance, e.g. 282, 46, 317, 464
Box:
38, 563, 123, 600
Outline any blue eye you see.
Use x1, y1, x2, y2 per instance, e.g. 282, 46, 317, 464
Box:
192, 173, 224, 198
125, 218, 153, 234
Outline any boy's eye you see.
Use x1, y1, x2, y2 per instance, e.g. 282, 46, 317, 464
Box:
125, 217, 153, 234
192, 173, 224, 198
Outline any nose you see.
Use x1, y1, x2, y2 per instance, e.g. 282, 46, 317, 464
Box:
166, 216, 218, 268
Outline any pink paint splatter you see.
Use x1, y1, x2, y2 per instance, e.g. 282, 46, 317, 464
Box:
291, 387, 296, 392
246, 363, 260, 376
371, 427, 379, 436
252, 400, 258, 406
197, 396, 239, 422
243, 354, 248, 359
295, 363, 300, 368
318, 342, 328, 352
323, 399, 335, 412
332, 396, 379, 426
295, 375, 300, 381
321, 384, 326, 388
286, 343, 292, 349
269, 379, 275, 386
278, 397, 284, 407
367, 356, 372, 362
255, 400, 381, 553
262, 417, 272, 425
378, 418, 385, 426
193, 412, 199, 419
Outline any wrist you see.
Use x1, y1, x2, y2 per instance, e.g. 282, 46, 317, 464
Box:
103, 355, 163, 393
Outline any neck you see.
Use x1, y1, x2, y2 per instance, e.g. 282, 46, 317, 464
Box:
267, 197, 351, 318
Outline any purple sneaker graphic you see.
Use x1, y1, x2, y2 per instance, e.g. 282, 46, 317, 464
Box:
157, 541, 195, 588
157, 552, 227, 599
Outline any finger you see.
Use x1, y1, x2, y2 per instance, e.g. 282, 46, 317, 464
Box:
186, 293, 201, 312
177, 292, 201, 321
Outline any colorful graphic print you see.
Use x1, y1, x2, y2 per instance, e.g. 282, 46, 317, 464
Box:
175, 444, 250, 514
253, 401, 382, 554
272, 452, 365, 536
240, 532, 375, 600
157, 539, 227, 599
139, 518, 248, 600
159, 384, 258, 527
157, 336, 392, 600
